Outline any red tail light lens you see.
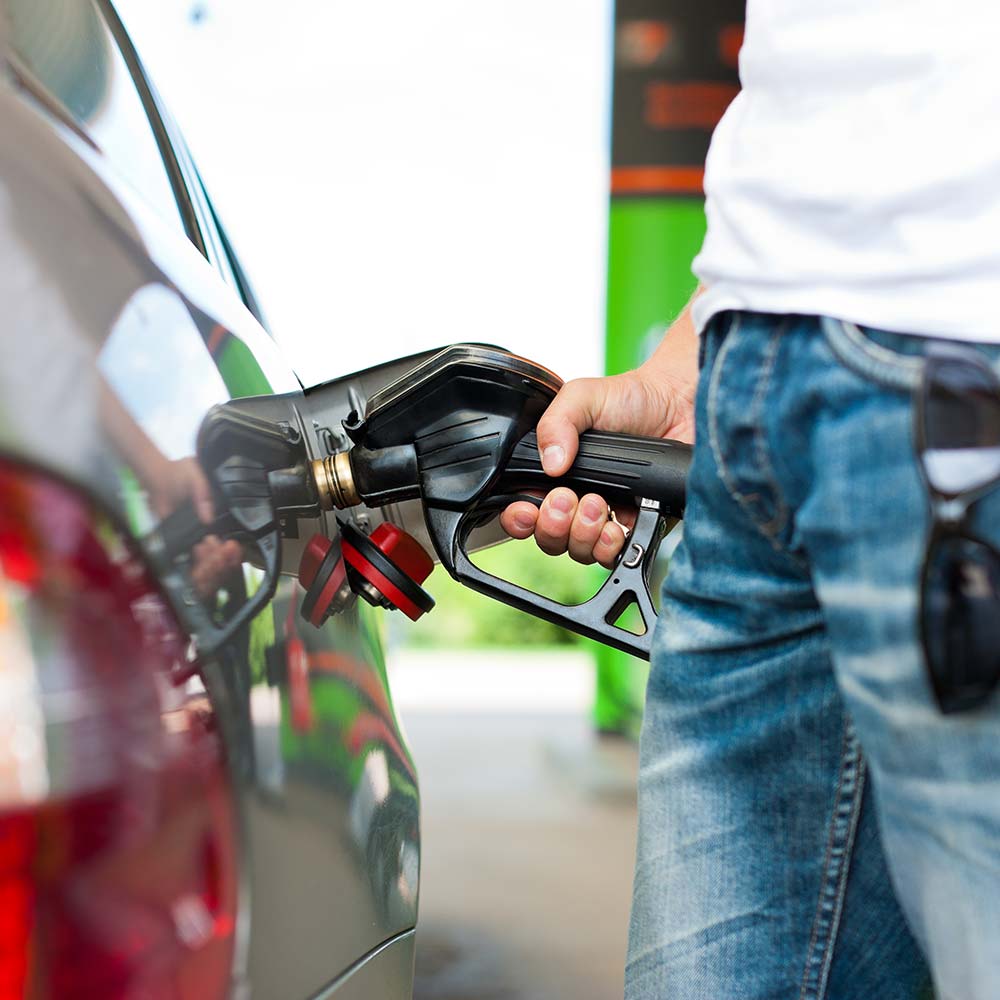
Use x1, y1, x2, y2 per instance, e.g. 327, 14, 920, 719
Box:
0, 461, 238, 999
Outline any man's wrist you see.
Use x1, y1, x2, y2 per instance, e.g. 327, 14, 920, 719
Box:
638, 286, 702, 386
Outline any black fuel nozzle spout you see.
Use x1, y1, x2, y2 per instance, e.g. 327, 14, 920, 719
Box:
311, 442, 422, 511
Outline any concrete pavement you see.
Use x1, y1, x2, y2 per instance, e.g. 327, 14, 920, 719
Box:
389, 651, 640, 1000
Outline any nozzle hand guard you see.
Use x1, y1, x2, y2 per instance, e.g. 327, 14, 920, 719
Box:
432, 495, 667, 658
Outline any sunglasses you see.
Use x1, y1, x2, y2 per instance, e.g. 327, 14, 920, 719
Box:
916, 346, 1000, 714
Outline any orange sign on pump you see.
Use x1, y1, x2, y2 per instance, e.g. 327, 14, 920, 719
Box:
611, 0, 744, 198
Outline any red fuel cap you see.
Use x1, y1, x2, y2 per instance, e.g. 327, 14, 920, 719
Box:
298, 522, 435, 626
369, 523, 433, 585
298, 535, 354, 628
340, 521, 435, 622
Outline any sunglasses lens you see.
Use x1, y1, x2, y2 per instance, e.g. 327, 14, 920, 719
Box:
922, 354, 1000, 496
923, 534, 1000, 712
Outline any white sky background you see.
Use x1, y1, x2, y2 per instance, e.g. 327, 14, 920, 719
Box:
115, 0, 612, 385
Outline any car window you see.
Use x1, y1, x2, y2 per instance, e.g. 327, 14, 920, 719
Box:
7, 0, 186, 236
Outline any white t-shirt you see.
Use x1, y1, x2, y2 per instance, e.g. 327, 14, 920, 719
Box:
691, 1, 1000, 342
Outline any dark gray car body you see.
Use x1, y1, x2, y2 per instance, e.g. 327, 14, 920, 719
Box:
0, 2, 427, 995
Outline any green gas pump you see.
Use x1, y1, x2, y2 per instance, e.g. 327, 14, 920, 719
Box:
594, 0, 742, 737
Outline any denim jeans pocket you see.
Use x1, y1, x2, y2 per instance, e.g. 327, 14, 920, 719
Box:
821, 316, 1000, 394
699, 309, 738, 373
819, 316, 925, 391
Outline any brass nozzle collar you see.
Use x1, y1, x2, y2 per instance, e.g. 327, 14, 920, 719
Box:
312, 451, 360, 510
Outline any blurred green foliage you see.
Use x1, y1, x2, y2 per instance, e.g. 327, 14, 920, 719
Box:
402, 538, 602, 648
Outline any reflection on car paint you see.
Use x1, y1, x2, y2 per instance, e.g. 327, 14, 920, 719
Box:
0, 462, 238, 997
264, 587, 419, 923
9, 0, 188, 235
99, 284, 230, 465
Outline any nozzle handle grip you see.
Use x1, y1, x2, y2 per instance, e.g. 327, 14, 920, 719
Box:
154, 501, 212, 557
150, 502, 242, 559
145, 495, 278, 656
502, 430, 691, 514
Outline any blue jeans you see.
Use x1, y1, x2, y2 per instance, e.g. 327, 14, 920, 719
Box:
626, 313, 1000, 1000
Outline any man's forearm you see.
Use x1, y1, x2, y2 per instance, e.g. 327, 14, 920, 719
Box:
639, 284, 704, 394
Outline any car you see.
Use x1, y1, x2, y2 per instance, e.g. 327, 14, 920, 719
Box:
0, 1, 435, 996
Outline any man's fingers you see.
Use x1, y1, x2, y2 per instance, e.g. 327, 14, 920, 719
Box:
502, 490, 633, 567
535, 378, 606, 476
534, 488, 578, 556
191, 537, 243, 598
500, 501, 539, 539
593, 519, 627, 569
568, 494, 610, 564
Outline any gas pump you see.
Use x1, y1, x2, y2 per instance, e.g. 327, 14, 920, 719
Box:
595, 0, 744, 734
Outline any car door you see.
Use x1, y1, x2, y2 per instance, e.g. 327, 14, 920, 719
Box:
0, 1, 420, 996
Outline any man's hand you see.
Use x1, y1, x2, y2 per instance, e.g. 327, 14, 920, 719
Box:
499, 292, 701, 567
146, 456, 245, 598
190, 534, 244, 599
147, 456, 216, 524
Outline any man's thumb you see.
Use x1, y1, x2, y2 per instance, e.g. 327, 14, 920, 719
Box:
535, 379, 601, 476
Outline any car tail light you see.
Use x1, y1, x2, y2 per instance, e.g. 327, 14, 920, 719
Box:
0, 460, 238, 999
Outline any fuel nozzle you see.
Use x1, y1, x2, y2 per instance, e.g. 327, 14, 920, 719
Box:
299, 343, 691, 658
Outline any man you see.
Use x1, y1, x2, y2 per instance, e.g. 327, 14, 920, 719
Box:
500, 3, 1000, 997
